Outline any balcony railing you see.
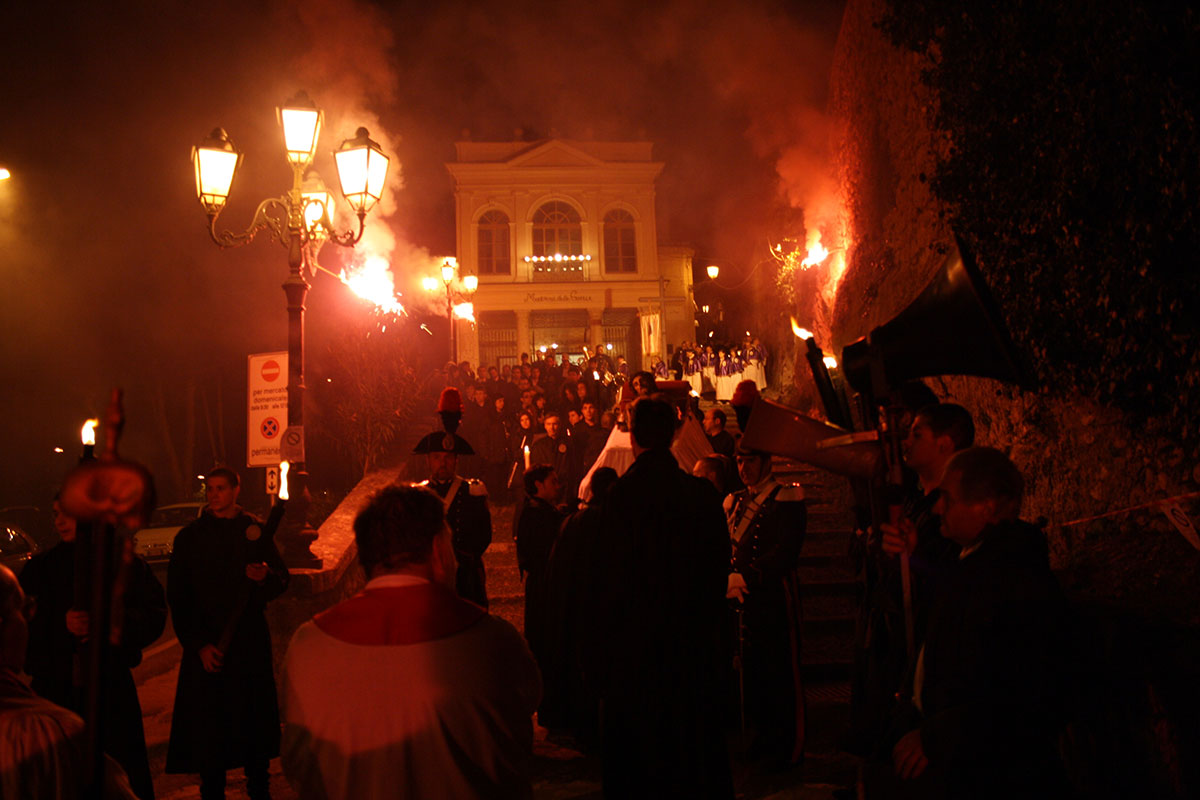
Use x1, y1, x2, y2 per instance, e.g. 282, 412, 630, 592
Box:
526, 254, 591, 283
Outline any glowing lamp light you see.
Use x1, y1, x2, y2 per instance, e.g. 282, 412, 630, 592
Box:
192, 127, 241, 214
551, 343, 559, 349
702, 304, 710, 314
441, 262, 456, 283
463, 274, 479, 292
593, 371, 600, 380
606, 343, 613, 350
539, 345, 547, 353
53, 447, 64, 454
300, 172, 333, 235
422, 276, 439, 292
81, 419, 99, 446
0, 168, 11, 180
706, 264, 720, 280
823, 355, 838, 369
196, 474, 205, 480
278, 92, 323, 168
452, 302, 475, 322
334, 127, 389, 215
279, 461, 290, 501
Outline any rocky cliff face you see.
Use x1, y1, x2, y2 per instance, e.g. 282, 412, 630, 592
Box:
825, 0, 1199, 625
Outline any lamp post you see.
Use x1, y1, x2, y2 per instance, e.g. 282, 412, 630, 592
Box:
424, 259, 477, 363
191, 91, 390, 569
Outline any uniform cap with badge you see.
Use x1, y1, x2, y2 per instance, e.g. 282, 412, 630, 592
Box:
413, 387, 477, 455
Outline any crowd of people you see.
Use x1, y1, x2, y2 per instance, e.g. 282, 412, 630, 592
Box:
1, 359, 1072, 799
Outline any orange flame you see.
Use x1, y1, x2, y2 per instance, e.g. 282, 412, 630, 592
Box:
81, 419, 99, 446
790, 317, 813, 339
452, 301, 475, 322
339, 255, 406, 317
801, 237, 831, 268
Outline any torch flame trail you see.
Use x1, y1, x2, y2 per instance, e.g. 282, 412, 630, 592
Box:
790, 317, 813, 340
81, 419, 99, 446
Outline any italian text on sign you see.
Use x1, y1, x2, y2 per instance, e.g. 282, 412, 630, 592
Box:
248, 351, 288, 468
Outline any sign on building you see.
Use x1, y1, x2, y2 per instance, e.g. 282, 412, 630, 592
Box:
247, 351, 288, 468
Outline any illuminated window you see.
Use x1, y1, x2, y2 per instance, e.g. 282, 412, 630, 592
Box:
532, 201, 582, 257
477, 210, 510, 275
603, 209, 637, 273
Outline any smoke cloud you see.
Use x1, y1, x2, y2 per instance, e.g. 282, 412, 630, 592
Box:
0, 0, 844, 506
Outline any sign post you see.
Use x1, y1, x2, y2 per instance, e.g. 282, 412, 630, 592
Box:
248, 352, 289, 468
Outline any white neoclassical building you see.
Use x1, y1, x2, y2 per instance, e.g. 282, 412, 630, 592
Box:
445, 138, 695, 370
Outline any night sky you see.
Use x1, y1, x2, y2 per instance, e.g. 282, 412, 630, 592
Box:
0, 0, 844, 511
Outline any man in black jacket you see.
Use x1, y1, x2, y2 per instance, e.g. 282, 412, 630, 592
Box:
886, 447, 1069, 799
514, 463, 564, 724
21, 499, 166, 799
166, 468, 289, 800
593, 397, 733, 798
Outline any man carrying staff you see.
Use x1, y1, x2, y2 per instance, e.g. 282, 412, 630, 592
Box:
725, 441, 808, 769
166, 467, 289, 800
414, 388, 493, 608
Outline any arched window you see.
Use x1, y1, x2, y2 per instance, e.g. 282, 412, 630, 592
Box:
477, 210, 510, 275
532, 201, 583, 257
603, 209, 637, 273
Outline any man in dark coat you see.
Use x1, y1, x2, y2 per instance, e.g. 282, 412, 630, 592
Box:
542, 467, 619, 747
852, 404, 974, 755
703, 408, 736, 460
514, 464, 565, 724
414, 429, 493, 608
166, 468, 289, 800
883, 447, 1069, 799
20, 498, 166, 800
593, 397, 733, 798
725, 443, 808, 768
530, 413, 576, 500
571, 400, 609, 480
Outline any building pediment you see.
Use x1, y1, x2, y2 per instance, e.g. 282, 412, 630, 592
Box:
507, 139, 606, 169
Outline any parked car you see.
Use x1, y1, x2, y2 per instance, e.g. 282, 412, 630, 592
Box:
0, 523, 39, 574
134, 502, 204, 563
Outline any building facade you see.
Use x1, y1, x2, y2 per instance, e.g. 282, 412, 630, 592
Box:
446, 139, 694, 370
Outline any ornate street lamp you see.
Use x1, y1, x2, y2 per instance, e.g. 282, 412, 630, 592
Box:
191, 91, 390, 569
425, 259, 477, 362
706, 264, 720, 280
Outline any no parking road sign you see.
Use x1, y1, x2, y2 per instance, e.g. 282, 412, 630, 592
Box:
248, 352, 288, 468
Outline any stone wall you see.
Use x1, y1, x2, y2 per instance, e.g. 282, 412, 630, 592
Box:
828, 0, 1199, 623
826, 2, 1198, 792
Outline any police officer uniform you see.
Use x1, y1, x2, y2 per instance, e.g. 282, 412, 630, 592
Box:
724, 451, 808, 766
414, 429, 493, 608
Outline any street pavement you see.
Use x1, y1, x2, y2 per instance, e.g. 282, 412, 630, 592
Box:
132, 461, 858, 799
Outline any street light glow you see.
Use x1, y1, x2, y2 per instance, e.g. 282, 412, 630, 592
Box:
422, 276, 439, 292
279, 92, 323, 167
463, 274, 478, 292
0, 168, 10, 180
191, 128, 241, 214
706, 264, 719, 279
333, 127, 389, 215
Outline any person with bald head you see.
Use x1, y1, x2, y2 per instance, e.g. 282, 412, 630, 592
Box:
883, 448, 1069, 799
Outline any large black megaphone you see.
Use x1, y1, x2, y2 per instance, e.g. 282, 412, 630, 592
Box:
841, 235, 1034, 395
740, 398, 883, 480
